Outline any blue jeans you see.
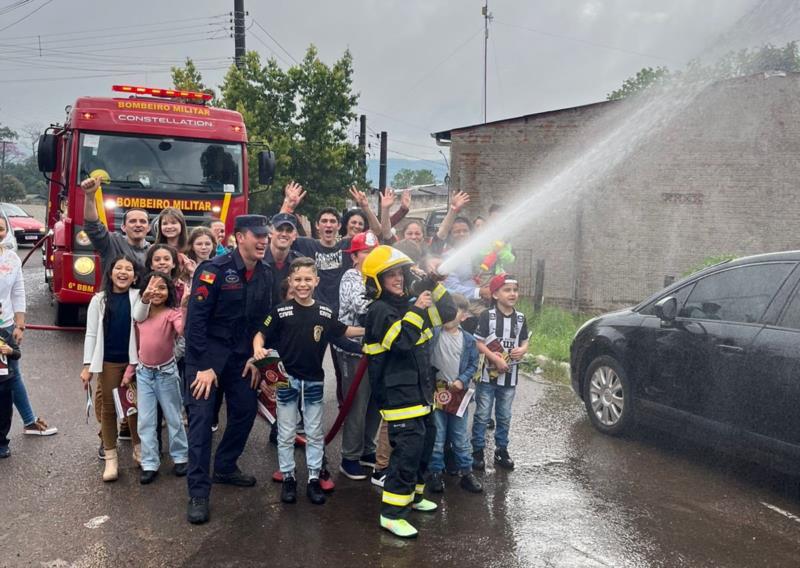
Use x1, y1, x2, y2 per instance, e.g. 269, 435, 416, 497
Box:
276, 377, 324, 479
4, 325, 34, 425
471, 382, 516, 451
137, 361, 188, 471
430, 408, 473, 473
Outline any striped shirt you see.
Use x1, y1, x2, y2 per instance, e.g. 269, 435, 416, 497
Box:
474, 307, 528, 387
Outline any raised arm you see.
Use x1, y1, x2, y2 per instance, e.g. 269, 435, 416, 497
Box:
348, 186, 382, 234
436, 191, 471, 242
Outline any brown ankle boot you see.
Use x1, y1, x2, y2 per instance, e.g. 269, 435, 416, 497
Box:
103, 449, 118, 482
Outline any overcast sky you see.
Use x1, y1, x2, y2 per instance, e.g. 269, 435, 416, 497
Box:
0, 0, 785, 165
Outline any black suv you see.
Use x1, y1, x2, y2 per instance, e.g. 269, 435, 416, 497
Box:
570, 251, 800, 472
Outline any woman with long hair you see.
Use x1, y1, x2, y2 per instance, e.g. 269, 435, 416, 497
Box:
0, 216, 57, 439
80, 255, 141, 482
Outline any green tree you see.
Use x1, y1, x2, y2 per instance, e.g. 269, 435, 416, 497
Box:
0, 174, 26, 202
171, 58, 217, 102
608, 42, 800, 101
173, 47, 364, 216
607, 66, 671, 100
391, 168, 437, 188
0, 122, 17, 142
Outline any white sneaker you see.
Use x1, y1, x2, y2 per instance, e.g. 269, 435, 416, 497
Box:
23, 418, 58, 436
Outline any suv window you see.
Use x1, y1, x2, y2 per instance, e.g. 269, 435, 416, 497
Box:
778, 285, 800, 329
682, 263, 794, 324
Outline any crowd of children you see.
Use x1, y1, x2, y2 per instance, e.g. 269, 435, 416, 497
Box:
64, 176, 530, 538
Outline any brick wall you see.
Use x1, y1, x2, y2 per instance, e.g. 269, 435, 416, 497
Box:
447, 73, 800, 311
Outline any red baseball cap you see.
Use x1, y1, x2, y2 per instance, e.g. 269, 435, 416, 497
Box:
344, 230, 379, 254
489, 273, 518, 296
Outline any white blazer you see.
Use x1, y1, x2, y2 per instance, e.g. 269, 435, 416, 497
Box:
83, 289, 140, 373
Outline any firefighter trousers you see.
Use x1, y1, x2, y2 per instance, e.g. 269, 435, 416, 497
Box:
381, 413, 436, 520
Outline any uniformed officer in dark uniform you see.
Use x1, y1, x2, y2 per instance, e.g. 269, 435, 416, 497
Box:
184, 214, 274, 524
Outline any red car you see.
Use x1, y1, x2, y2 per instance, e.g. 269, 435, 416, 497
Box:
0, 203, 46, 246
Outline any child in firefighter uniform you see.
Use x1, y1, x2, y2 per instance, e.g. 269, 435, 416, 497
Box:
362, 245, 456, 538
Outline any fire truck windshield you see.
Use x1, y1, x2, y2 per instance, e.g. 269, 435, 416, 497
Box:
77, 133, 243, 194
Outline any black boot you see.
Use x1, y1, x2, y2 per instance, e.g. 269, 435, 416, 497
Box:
494, 448, 515, 470
281, 476, 297, 503
187, 497, 209, 524
472, 449, 485, 471
459, 471, 483, 493
139, 470, 158, 485
307, 479, 326, 505
427, 472, 444, 493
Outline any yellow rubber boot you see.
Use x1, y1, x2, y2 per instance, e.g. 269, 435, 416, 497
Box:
103, 449, 118, 482
412, 498, 437, 512
380, 515, 418, 538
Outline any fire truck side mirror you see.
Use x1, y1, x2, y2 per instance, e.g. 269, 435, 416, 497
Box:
37, 135, 58, 173
257, 150, 276, 186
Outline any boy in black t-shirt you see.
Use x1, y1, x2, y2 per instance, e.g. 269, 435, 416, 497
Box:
253, 257, 363, 505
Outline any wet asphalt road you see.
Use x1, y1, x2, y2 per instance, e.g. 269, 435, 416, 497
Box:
3, 249, 800, 567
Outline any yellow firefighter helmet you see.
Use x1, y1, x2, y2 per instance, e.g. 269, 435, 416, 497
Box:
362, 245, 414, 298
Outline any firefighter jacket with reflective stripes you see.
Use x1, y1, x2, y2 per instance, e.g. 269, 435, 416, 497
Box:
364, 282, 457, 421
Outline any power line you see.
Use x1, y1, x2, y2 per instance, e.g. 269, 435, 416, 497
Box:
251, 18, 299, 65
0, 13, 227, 41
387, 148, 446, 168
385, 27, 483, 114
0, 0, 55, 33
493, 20, 673, 63
0, 0, 34, 17
248, 26, 292, 67
0, 64, 229, 83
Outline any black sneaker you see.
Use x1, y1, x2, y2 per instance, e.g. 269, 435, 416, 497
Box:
494, 448, 515, 470
98, 442, 106, 461
427, 472, 444, 493
281, 476, 297, 504
173, 462, 188, 477
459, 472, 483, 493
212, 469, 257, 487
140, 470, 158, 485
307, 479, 326, 505
472, 449, 485, 471
0, 446, 9, 459
371, 469, 387, 488
359, 453, 377, 468
487, 418, 495, 430
187, 497, 209, 524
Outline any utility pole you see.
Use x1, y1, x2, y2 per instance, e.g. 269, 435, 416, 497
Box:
378, 131, 388, 192
378, 131, 388, 221
234, 0, 246, 69
482, 1, 493, 124
358, 114, 367, 180
0, 140, 12, 201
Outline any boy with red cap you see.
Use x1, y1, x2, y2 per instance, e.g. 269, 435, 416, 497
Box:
471, 273, 529, 471
335, 231, 382, 480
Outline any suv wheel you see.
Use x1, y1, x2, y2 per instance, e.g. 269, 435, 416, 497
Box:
583, 355, 632, 436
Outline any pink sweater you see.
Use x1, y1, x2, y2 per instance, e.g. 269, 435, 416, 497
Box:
135, 307, 183, 367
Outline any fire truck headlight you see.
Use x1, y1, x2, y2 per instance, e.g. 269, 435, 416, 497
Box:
75, 231, 92, 247
74, 257, 95, 276
104, 199, 117, 210
38, 227, 46, 233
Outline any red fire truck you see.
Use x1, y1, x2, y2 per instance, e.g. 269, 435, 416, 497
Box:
37, 85, 274, 325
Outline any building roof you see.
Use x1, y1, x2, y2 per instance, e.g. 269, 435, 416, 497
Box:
431, 99, 617, 144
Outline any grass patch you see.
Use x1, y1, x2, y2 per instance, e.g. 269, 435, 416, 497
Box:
516, 300, 593, 363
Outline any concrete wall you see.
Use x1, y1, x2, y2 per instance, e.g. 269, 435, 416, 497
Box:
447, 72, 800, 311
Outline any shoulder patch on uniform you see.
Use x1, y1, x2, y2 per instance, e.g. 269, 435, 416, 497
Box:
199, 270, 216, 284
195, 285, 209, 302
263, 315, 272, 327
